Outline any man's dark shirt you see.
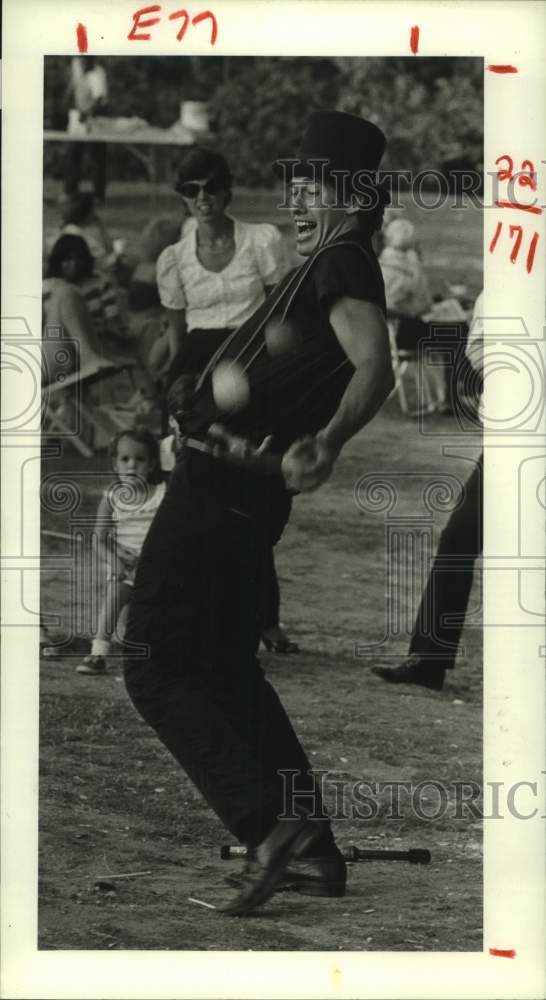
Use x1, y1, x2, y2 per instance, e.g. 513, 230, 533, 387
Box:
187, 230, 386, 452
126, 231, 385, 635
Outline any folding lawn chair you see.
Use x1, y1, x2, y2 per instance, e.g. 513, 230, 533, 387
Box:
387, 316, 442, 417
42, 361, 136, 456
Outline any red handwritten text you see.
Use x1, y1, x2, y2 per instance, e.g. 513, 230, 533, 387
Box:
526, 232, 539, 274
128, 5, 218, 44
489, 222, 540, 273
495, 155, 537, 192
487, 65, 518, 74
494, 155, 542, 217
410, 26, 419, 54
489, 948, 517, 958
128, 5, 162, 40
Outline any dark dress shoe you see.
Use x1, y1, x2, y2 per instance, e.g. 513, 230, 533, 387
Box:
220, 814, 324, 916
371, 656, 445, 691
261, 635, 300, 654
225, 847, 346, 898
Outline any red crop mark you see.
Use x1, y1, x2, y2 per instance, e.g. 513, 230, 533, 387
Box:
489, 948, 516, 958
495, 200, 543, 216
128, 5, 162, 41
76, 23, 88, 53
526, 233, 539, 273
192, 9, 218, 44
410, 26, 419, 54
487, 65, 518, 74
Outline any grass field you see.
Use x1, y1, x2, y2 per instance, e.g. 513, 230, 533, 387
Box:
39, 183, 483, 951
43, 179, 483, 300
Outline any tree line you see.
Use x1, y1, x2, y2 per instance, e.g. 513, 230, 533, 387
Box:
44, 56, 483, 188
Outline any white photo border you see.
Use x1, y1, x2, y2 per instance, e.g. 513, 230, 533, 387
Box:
1, 1, 545, 997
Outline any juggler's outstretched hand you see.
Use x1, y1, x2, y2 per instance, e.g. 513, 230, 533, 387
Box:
281, 433, 337, 493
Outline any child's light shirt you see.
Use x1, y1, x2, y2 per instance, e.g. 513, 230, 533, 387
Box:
108, 480, 166, 557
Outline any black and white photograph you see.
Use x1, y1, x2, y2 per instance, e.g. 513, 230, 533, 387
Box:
2, 1, 545, 997
37, 51, 486, 951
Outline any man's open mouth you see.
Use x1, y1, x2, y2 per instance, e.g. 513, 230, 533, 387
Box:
294, 219, 317, 236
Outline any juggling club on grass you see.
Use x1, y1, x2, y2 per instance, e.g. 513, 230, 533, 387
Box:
220, 845, 431, 865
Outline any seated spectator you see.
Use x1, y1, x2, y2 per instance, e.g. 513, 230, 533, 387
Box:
126, 216, 185, 384
58, 192, 116, 271
44, 234, 133, 364
379, 218, 433, 348
42, 234, 122, 382
380, 218, 469, 411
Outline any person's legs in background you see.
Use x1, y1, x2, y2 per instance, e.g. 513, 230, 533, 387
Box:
373, 453, 483, 690
64, 142, 84, 196
89, 142, 107, 203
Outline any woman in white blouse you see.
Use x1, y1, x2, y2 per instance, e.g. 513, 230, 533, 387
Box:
157, 147, 298, 655
157, 147, 289, 382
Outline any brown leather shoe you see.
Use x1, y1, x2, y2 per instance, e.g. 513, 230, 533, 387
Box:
372, 656, 445, 691
225, 847, 346, 898
220, 814, 325, 916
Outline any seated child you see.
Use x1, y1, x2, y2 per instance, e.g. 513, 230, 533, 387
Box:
76, 428, 166, 675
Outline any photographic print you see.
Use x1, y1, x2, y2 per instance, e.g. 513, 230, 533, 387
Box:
2, 2, 544, 998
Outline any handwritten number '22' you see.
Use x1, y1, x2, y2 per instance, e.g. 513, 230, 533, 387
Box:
495, 155, 537, 191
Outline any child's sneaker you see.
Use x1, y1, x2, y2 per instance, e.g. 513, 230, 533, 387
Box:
76, 655, 107, 676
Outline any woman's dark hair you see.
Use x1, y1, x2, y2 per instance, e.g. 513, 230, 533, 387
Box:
174, 147, 232, 202
108, 428, 162, 483
47, 234, 94, 279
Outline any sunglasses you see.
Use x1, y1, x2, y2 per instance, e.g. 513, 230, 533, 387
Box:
178, 177, 224, 199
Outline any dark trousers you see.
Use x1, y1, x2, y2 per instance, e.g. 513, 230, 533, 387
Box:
409, 452, 483, 668
164, 328, 292, 634
124, 452, 329, 848
258, 489, 293, 632
64, 141, 107, 200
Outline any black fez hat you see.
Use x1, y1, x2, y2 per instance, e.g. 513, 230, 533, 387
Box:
274, 110, 386, 181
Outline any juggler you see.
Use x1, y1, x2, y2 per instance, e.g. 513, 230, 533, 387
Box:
124, 111, 394, 915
